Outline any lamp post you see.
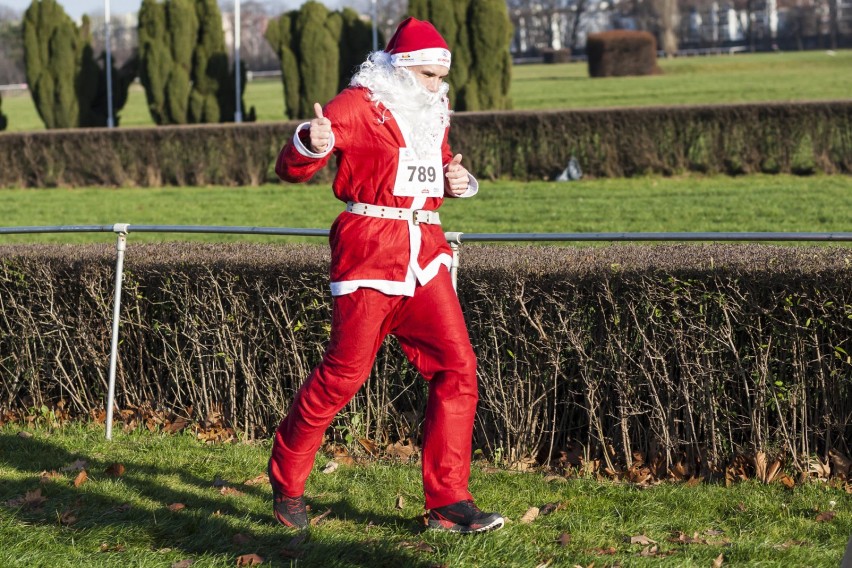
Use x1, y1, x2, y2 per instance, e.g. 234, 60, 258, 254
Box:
105, 0, 114, 127
371, 0, 378, 51
234, 0, 243, 123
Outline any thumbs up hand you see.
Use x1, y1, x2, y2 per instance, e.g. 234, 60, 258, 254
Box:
309, 102, 332, 153
444, 153, 470, 197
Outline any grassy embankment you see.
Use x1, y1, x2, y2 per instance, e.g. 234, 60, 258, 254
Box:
1, 423, 849, 567
0, 174, 851, 244
2, 49, 850, 131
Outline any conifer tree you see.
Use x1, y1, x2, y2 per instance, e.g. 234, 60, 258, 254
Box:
90, 53, 138, 126
23, 0, 81, 128
23, 0, 132, 128
409, 0, 462, 108
138, 0, 252, 125
469, 0, 512, 110
264, 11, 300, 120
294, 1, 338, 118
449, 0, 473, 110
408, 0, 511, 111
266, 5, 376, 120
76, 16, 100, 126
138, 0, 194, 124
189, 0, 228, 122
337, 7, 375, 88
0, 93, 7, 131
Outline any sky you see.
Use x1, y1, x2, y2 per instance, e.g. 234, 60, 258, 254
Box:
2, 1, 143, 19
0, 1, 328, 20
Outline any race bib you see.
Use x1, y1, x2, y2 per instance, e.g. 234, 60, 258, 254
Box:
392, 148, 443, 197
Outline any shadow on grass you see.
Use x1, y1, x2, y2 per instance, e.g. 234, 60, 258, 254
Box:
0, 431, 435, 567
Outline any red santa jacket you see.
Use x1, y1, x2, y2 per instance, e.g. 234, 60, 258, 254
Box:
276, 86, 474, 297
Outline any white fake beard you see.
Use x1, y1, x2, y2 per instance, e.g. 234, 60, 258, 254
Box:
351, 51, 451, 158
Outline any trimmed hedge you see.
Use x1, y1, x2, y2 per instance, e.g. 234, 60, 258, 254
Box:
0, 101, 849, 187
1, 243, 850, 474
455, 101, 852, 180
586, 30, 660, 78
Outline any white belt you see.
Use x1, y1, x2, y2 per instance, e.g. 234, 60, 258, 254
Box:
345, 201, 441, 225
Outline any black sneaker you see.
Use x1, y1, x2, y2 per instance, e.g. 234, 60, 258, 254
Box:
268, 460, 308, 530
427, 500, 505, 533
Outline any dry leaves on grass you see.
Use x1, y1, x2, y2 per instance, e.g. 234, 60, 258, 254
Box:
808, 457, 832, 480
400, 540, 435, 553
622, 534, 678, 559
520, 507, 540, 524
386, 441, 418, 462
358, 438, 379, 457
521, 501, 566, 524
243, 473, 267, 486
171, 560, 194, 568
555, 533, 571, 547
39, 470, 62, 483
539, 502, 565, 516
815, 510, 836, 522
61, 459, 88, 472
5, 488, 47, 510
236, 553, 263, 566
168, 503, 186, 512
322, 443, 356, 466
104, 463, 125, 477
310, 508, 332, 527
58, 507, 78, 526
111, 502, 132, 513
829, 449, 852, 477
73, 470, 88, 487
668, 530, 732, 547
626, 534, 656, 545
591, 546, 617, 555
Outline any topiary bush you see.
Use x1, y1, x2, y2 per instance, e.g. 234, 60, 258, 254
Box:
587, 30, 661, 78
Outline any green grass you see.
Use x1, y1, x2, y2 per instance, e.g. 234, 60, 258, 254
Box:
510, 49, 852, 110
2, 50, 850, 131
1, 423, 849, 567
0, 175, 850, 244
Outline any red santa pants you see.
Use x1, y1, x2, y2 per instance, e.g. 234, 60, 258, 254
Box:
270, 268, 478, 510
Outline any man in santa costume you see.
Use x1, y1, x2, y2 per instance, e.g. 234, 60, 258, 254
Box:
268, 17, 504, 534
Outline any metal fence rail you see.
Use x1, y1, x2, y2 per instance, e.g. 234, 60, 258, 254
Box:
3, 223, 852, 439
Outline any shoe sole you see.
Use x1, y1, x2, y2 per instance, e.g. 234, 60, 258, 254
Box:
428, 516, 505, 534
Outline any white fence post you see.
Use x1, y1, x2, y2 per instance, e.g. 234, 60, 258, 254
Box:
445, 231, 464, 293
105, 224, 129, 440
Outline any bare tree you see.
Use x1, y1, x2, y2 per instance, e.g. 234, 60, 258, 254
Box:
827, 0, 838, 48
568, 0, 588, 51
508, 0, 593, 55
221, 0, 279, 71
0, 4, 24, 85
654, 0, 680, 55
0, 4, 20, 20
350, 0, 408, 48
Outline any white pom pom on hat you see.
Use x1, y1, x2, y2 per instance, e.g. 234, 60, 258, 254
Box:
384, 17, 451, 69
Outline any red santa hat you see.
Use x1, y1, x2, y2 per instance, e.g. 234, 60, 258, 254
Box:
385, 17, 451, 69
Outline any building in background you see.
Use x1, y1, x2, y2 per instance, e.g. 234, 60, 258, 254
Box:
507, 0, 851, 57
